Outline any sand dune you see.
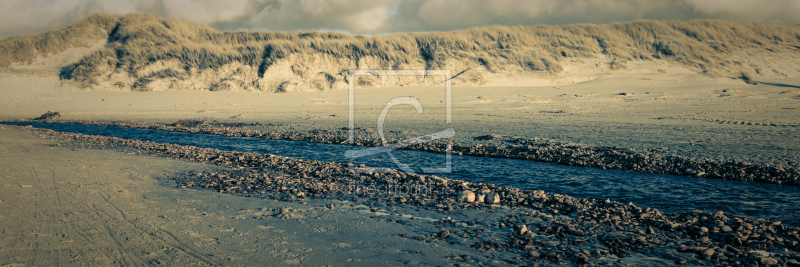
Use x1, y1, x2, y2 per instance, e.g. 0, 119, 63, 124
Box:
3, 13, 800, 266
2, 13, 800, 92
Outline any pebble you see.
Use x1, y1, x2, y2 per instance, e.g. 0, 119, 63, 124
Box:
721, 226, 732, 232
760, 257, 778, 265
485, 192, 501, 204
457, 190, 475, 203
527, 250, 540, 258
517, 225, 528, 235
702, 248, 714, 257
438, 230, 450, 239
700, 227, 709, 233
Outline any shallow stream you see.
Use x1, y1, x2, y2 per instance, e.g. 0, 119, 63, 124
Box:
5, 121, 798, 225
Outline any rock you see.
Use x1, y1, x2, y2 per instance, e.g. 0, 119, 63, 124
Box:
485, 192, 501, 204
714, 211, 724, 218
438, 229, 450, 239
475, 194, 486, 203
700, 227, 709, 233
696, 171, 706, 176
702, 248, 715, 257
646, 227, 655, 234
517, 225, 529, 235
528, 250, 540, 258
760, 257, 778, 265
457, 190, 476, 203
721, 226, 733, 232
773, 221, 782, 226
576, 255, 589, 264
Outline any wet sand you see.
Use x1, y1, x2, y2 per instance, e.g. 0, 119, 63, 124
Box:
0, 126, 507, 266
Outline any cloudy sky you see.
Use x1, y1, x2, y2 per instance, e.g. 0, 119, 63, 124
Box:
1, 0, 799, 39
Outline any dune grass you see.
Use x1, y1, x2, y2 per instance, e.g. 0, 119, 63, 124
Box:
2, 13, 800, 90
0, 14, 120, 68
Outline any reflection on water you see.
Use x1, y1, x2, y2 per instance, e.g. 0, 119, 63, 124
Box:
4, 121, 798, 225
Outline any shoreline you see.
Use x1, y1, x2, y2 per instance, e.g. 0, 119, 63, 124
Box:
9, 118, 799, 187
11, 124, 800, 266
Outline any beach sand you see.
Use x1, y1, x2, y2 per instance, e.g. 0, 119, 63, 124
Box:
2, 61, 800, 266
0, 126, 527, 266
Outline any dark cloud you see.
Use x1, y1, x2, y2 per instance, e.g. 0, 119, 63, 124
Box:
2, 0, 799, 39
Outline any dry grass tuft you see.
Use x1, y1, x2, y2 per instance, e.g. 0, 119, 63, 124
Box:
715, 89, 754, 97
739, 71, 754, 84
529, 97, 552, 103
34, 111, 61, 120
0, 14, 120, 68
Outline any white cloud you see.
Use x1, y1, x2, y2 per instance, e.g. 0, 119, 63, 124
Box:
161, 0, 249, 25
683, 0, 800, 23
1, 0, 800, 39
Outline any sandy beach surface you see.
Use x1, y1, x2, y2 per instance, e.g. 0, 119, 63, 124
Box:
2, 61, 800, 266
0, 126, 519, 266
